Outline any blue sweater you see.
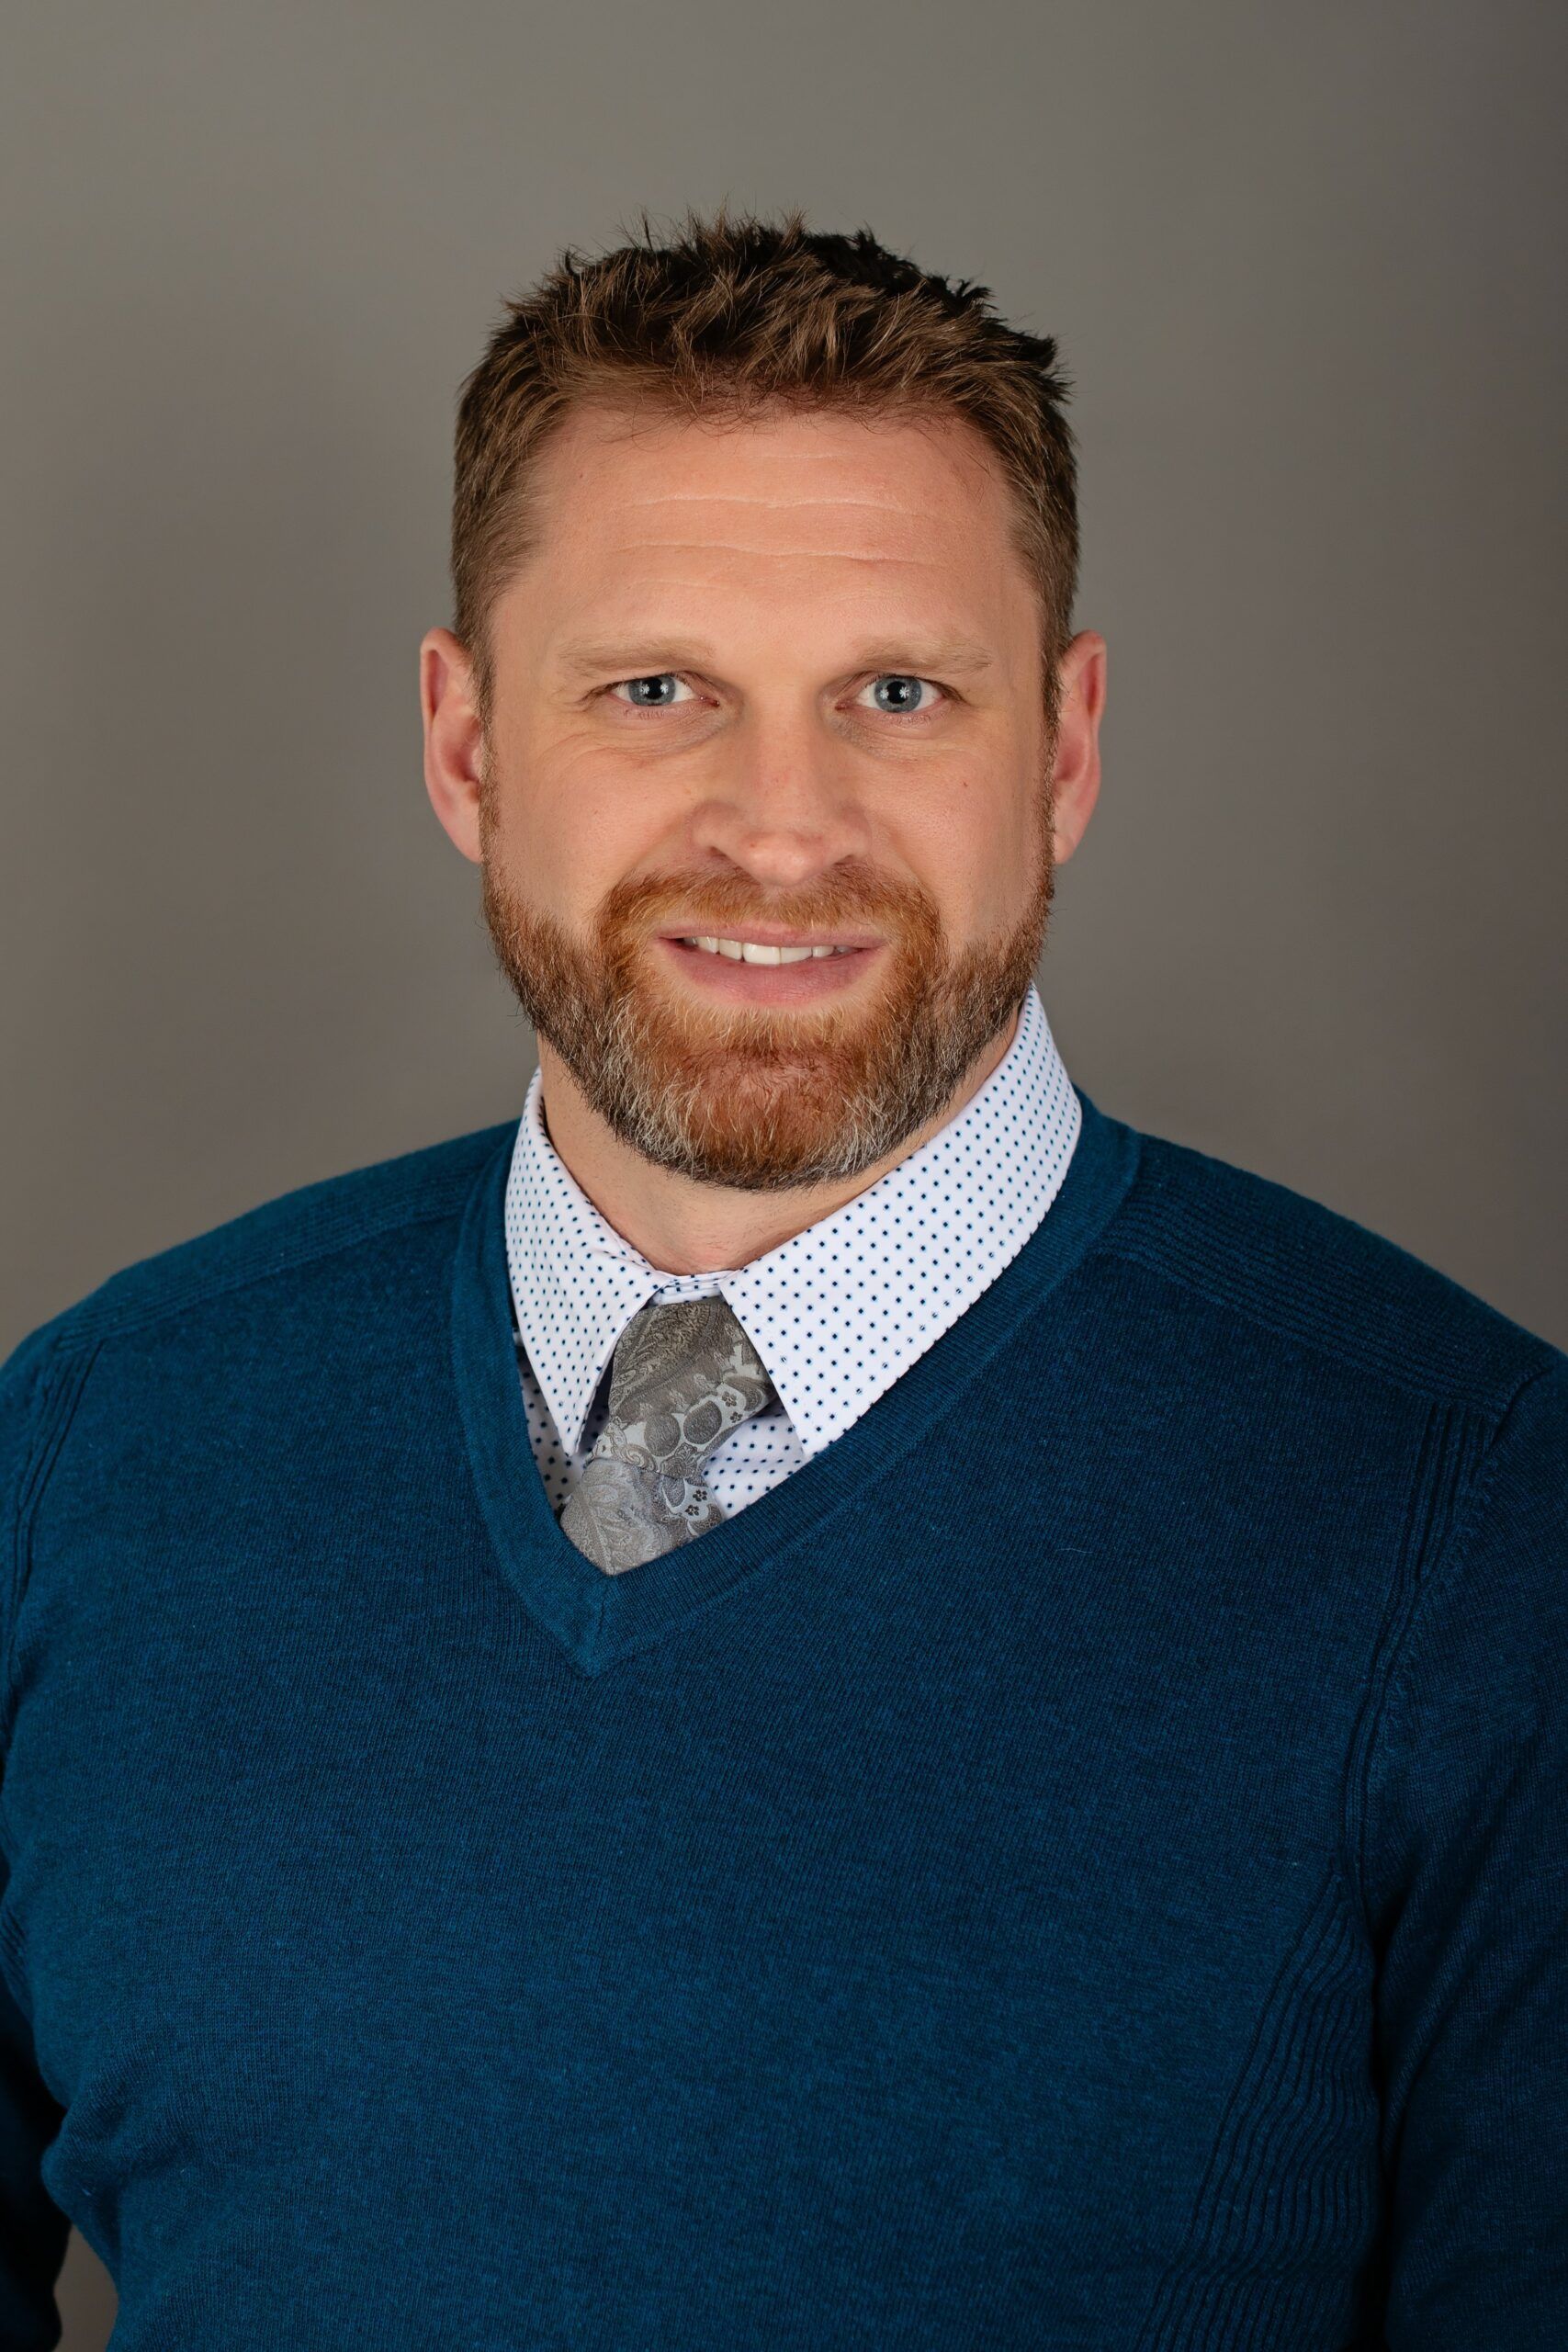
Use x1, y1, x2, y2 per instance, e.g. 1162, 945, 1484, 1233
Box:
1, 1089, 1564, 2350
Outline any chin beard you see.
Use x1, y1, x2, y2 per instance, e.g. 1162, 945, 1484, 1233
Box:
479, 829, 1055, 1193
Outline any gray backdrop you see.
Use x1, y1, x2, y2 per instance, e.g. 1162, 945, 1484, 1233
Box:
2, 3, 1563, 2340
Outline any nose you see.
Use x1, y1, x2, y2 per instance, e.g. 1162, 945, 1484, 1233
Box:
684, 708, 873, 890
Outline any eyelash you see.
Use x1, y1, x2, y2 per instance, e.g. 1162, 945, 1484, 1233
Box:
603, 673, 952, 725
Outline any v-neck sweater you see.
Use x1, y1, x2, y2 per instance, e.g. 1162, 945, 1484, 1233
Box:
1, 1088, 1565, 2349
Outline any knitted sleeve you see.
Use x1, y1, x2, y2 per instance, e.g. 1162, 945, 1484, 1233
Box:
1362, 1351, 1568, 2347
0, 1322, 75, 2350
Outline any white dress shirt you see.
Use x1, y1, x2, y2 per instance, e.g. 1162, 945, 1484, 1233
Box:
504, 979, 1082, 1524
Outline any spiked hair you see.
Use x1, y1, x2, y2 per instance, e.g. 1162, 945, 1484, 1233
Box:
451, 203, 1079, 736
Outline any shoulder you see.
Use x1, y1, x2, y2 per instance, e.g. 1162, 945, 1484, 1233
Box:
0, 1117, 515, 1400
1090, 1111, 1562, 1419
0, 1121, 517, 1679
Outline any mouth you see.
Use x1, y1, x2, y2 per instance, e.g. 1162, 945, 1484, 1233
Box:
656, 929, 886, 1004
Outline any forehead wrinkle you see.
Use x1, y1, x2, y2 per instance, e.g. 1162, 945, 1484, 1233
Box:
604, 541, 940, 566
624, 492, 929, 513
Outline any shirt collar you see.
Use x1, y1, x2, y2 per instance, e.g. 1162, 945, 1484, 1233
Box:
502, 979, 1081, 1460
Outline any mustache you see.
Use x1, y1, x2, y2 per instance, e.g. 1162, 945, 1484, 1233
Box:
592, 859, 938, 944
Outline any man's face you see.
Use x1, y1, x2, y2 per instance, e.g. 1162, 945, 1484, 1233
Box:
449, 400, 1088, 1192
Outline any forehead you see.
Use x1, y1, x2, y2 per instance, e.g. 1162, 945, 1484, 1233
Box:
515, 398, 1029, 609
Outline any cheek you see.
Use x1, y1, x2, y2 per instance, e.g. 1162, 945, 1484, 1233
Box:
490, 738, 657, 910
905, 779, 1033, 934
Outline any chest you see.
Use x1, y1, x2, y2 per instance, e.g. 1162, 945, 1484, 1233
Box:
1, 1418, 1393, 2343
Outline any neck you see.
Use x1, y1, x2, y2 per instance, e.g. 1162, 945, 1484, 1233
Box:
534, 1003, 1023, 1275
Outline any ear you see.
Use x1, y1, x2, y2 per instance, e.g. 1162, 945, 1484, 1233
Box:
1048, 630, 1107, 865
420, 627, 486, 866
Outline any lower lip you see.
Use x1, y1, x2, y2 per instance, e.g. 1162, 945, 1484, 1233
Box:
656, 935, 883, 1004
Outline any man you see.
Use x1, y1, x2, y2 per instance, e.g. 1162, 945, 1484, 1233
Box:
1, 208, 1562, 2349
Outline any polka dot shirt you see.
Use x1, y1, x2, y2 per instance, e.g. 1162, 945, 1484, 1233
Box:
503, 980, 1082, 1525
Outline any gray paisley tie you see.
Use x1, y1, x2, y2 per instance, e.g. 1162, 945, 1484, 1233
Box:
558, 1295, 778, 1576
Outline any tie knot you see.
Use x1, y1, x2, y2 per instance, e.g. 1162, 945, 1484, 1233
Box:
558, 1294, 778, 1575
607, 1293, 774, 1439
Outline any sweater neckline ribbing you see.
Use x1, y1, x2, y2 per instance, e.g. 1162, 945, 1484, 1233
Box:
449, 1082, 1142, 1677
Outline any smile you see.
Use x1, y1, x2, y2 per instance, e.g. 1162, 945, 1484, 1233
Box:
657, 933, 884, 1002
678, 936, 857, 964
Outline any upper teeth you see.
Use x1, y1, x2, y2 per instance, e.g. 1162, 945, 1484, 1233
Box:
682, 937, 857, 964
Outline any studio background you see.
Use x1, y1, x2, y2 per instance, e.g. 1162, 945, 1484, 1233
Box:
2, 3, 1563, 2341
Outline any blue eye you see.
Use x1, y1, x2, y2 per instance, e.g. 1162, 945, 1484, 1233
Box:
859, 674, 945, 717
610, 674, 696, 708
604, 671, 947, 718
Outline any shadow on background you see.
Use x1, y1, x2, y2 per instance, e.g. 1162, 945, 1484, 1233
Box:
57, 2236, 112, 2351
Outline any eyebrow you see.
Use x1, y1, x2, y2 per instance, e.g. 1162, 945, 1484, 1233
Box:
553, 637, 997, 681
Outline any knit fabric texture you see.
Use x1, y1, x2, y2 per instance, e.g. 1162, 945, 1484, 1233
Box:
1, 1086, 1564, 2349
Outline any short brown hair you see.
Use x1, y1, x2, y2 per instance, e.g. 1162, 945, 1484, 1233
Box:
450, 203, 1079, 739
